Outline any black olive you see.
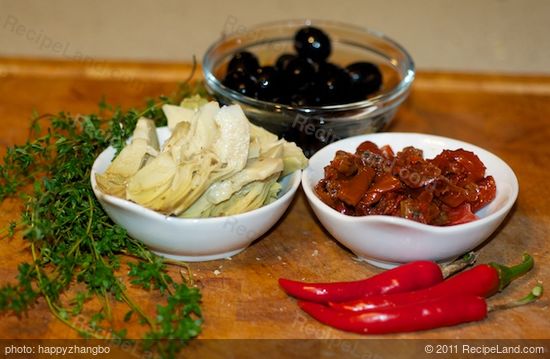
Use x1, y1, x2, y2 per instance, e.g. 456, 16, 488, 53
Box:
275, 53, 297, 72
311, 62, 352, 104
286, 81, 323, 107
316, 61, 342, 77
222, 71, 259, 98
219, 27, 381, 108
304, 86, 325, 106
294, 26, 332, 62
283, 57, 316, 91
256, 66, 282, 101
227, 51, 260, 75
322, 72, 353, 105
345, 62, 383, 99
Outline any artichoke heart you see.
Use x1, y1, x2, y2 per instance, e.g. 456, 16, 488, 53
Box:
98, 99, 308, 218
250, 123, 278, 150
180, 94, 208, 111
206, 158, 283, 205
163, 104, 195, 131
95, 117, 159, 197
282, 141, 309, 177
125, 152, 178, 206
126, 103, 250, 216
208, 174, 281, 217
180, 157, 283, 218
127, 151, 219, 214
211, 104, 250, 175
162, 94, 209, 132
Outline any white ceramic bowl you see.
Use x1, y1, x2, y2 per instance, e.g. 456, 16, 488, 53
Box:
302, 132, 519, 269
91, 127, 301, 262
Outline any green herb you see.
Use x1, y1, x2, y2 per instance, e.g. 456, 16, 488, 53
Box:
0, 81, 206, 357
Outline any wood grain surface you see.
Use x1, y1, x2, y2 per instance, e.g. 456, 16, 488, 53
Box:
0, 58, 549, 349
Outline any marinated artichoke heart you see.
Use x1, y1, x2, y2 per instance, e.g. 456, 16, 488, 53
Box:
95, 117, 159, 197
126, 102, 250, 215
96, 99, 308, 218
163, 94, 208, 131
181, 157, 283, 218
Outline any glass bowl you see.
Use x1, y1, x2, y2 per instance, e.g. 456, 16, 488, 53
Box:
203, 19, 415, 157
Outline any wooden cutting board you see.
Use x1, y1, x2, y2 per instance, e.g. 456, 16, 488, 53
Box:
0, 59, 549, 352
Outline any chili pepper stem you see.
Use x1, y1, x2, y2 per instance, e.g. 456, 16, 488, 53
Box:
489, 282, 543, 312
490, 254, 534, 291
441, 252, 478, 279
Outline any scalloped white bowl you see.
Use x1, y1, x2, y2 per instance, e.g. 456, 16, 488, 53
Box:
91, 127, 301, 262
302, 133, 519, 269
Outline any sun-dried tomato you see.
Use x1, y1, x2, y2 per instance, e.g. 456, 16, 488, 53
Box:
314, 142, 496, 225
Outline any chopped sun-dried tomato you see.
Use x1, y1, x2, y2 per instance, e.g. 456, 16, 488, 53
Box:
314, 141, 496, 226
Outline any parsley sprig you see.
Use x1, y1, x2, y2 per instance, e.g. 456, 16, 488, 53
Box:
0, 83, 205, 356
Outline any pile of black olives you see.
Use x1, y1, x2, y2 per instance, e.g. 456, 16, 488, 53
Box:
222, 26, 383, 107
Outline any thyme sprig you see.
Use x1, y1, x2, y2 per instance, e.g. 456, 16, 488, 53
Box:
0, 82, 206, 356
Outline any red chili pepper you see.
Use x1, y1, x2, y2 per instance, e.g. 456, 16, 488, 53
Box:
279, 254, 476, 303
279, 260, 444, 303
300, 283, 543, 335
298, 295, 487, 334
330, 254, 533, 312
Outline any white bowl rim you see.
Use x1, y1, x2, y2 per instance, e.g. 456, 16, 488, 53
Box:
302, 132, 519, 233
91, 146, 302, 223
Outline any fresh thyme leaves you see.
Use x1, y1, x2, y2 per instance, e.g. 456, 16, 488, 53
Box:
0, 83, 204, 356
